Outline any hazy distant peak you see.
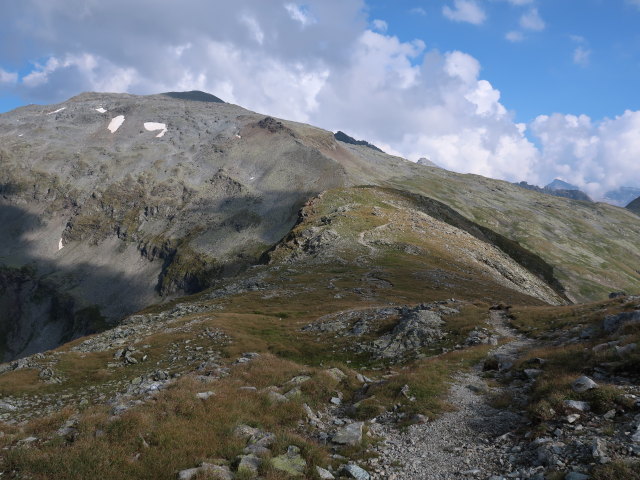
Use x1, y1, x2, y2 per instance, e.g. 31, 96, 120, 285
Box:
545, 179, 578, 191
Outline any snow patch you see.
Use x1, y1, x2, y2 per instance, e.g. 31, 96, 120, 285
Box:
47, 107, 66, 115
58, 238, 64, 251
17, 134, 23, 137
108, 115, 125, 133
95, 107, 107, 113
144, 122, 167, 138
235, 134, 242, 139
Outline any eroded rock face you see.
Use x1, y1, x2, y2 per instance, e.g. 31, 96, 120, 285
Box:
0, 92, 363, 359
303, 302, 459, 360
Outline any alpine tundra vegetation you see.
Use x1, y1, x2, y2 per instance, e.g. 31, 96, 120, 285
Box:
0, 91, 638, 479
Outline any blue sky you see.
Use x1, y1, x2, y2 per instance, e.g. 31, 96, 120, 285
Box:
367, 0, 640, 123
1, 0, 640, 201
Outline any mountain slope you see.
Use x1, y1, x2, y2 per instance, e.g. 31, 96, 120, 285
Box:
2, 91, 640, 360
627, 196, 640, 215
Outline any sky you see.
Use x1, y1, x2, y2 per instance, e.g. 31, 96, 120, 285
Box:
1, 0, 640, 202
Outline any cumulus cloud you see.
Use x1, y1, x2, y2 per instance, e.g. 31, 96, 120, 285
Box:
1, 0, 638, 199
573, 46, 591, 67
531, 111, 640, 198
502, 0, 534, 5
442, 0, 487, 25
284, 3, 317, 27
409, 7, 427, 16
372, 19, 388, 32
505, 31, 524, 42
520, 8, 545, 31
0, 67, 18, 85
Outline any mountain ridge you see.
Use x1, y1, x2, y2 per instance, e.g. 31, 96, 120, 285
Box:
1, 91, 640, 360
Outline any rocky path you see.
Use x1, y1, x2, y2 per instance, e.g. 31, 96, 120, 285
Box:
371, 310, 533, 480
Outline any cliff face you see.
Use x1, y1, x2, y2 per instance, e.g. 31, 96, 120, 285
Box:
0, 92, 361, 358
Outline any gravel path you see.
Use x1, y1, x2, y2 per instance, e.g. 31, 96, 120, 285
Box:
371, 310, 532, 480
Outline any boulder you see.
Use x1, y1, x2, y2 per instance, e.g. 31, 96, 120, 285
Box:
340, 464, 370, 480
196, 391, 215, 400
572, 376, 598, 393
267, 391, 289, 403
236, 454, 261, 475
324, 368, 347, 382
271, 445, 307, 477
602, 310, 640, 333
564, 400, 590, 412
332, 422, 364, 445
316, 466, 335, 479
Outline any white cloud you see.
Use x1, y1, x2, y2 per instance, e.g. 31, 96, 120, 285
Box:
573, 46, 591, 67
372, 19, 388, 33
240, 14, 265, 45
442, 0, 487, 25
0, 67, 18, 85
627, 0, 640, 8
284, 3, 317, 27
409, 7, 427, 16
520, 8, 545, 31
531, 111, 640, 199
1, 0, 639, 198
504, 0, 534, 4
505, 31, 524, 42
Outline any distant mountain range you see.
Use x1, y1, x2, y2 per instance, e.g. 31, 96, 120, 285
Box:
515, 180, 592, 202
605, 186, 640, 207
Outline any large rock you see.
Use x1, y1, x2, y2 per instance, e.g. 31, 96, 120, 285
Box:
572, 376, 598, 393
316, 466, 335, 479
236, 454, 261, 476
332, 422, 364, 445
271, 445, 306, 477
340, 464, 371, 480
564, 400, 590, 412
602, 310, 640, 333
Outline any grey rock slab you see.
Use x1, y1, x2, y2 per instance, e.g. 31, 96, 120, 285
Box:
603, 310, 640, 333
341, 464, 370, 480
324, 368, 347, 382
564, 400, 591, 411
267, 391, 289, 403
203, 464, 234, 480
287, 375, 311, 385
565, 414, 580, 424
316, 466, 335, 479
271, 445, 306, 477
572, 376, 598, 393
177, 467, 200, 480
237, 454, 261, 475
196, 391, 215, 400
332, 422, 364, 445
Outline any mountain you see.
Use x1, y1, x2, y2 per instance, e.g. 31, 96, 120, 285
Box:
604, 186, 640, 206
515, 181, 592, 202
333, 130, 384, 152
1, 92, 640, 480
416, 157, 438, 167
627, 196, 640, 215
545, 178, 579, 191
1, 91, 640, 362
